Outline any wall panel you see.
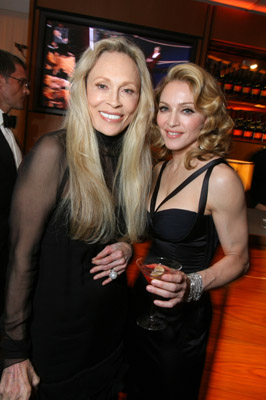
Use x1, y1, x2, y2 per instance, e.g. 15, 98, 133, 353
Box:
36, 0, 209, 37
25, 112, 63, 152
211, 6, 266, 51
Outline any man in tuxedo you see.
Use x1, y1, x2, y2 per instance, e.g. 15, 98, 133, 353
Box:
0, 50, 30, 320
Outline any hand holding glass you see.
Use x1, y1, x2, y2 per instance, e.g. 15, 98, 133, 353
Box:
136, 256, 182, 331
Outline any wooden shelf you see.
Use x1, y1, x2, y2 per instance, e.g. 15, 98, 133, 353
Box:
206, 45, 266, 145
227, 97, 266, 113
231, 136, 266, 144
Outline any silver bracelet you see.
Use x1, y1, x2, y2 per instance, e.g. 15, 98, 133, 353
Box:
187, 272, 203, 302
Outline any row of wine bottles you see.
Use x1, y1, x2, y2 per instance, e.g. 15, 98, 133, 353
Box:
229, 109, 266, 141
206, 57, 266, 101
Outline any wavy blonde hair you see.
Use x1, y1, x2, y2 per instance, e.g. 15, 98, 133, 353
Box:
62, 37, 154, 243
154, 62, 233, 169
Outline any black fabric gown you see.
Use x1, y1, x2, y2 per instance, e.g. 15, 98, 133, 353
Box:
126, 158, 227, 400
1, 129, 128, 400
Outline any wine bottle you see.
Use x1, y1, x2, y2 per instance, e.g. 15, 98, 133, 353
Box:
228, 109, 236, 135
242, 69, 252, 99
260, 71, 266, 101
253, 114, 263, 141
223, 66, 234, 95
205, 56, 215, 75
250, 72, 261, 100
232, 110, 244, 137
232, 66, 243, 97
261, 117, 266, 142
243, 111, 253, 139
217, 63, 226, 88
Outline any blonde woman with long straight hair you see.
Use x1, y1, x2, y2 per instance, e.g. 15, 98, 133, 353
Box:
0, 37, 154, 400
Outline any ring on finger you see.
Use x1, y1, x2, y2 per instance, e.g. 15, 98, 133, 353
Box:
109, 268, 118, 280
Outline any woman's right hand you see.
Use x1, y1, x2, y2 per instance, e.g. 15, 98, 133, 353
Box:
146, 269, 190, 308
0, 359, 40, 400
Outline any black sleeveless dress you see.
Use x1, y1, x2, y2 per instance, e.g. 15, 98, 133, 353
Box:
126, 158, 226, 400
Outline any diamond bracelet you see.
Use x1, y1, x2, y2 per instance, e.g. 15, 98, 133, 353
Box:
187, 272, 203, 302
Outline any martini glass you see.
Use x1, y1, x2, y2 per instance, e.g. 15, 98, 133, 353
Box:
136, 256, 182, 331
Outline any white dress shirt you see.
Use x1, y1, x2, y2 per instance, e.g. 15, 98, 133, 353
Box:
0, 109, 22, 169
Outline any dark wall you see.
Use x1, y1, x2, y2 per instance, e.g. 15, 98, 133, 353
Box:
36, 0, 209, 37
24, 0, 266, 159
211, 6, 266, 50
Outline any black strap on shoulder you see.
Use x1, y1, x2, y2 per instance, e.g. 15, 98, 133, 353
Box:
150, 158, 227, 215
150, 161, 168, 216
197, 158, 227, 216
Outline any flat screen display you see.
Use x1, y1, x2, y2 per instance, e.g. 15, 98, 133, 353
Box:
34, 10, 198, 114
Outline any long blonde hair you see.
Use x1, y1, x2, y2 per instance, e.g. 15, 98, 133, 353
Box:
154, 63, 233, 169
62, 37, 154, 243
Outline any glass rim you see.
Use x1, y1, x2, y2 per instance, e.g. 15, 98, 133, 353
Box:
136, 256, 182, 270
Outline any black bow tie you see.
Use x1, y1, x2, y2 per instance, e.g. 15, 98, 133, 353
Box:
3, 113, 17, 129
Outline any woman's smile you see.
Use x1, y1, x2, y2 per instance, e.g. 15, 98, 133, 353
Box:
99, 111, 123, 121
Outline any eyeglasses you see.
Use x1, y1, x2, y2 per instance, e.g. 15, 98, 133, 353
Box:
7, 75, 30, 89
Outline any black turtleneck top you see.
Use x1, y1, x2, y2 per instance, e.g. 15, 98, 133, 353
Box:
96, 128, 125, 191
2, 129, 128, 397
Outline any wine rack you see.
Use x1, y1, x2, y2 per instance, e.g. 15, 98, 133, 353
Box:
205, 41, 266, 144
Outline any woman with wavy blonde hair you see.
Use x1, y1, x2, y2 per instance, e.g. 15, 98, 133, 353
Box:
127, 63, 249, 400
0, 37, 154, 400
153, 62, 234, 167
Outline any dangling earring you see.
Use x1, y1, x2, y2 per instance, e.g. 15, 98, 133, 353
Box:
199, 145, 204, 150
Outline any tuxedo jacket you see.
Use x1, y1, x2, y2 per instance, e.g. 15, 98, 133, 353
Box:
0, 128, 17, 313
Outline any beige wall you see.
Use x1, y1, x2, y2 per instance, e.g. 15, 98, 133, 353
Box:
0, 9, 28, 53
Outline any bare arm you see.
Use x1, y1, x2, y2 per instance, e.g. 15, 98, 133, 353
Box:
200, 163, 249, 290
147, 164, 249, 307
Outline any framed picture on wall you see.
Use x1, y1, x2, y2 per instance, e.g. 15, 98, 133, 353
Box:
33, 9, 199, 115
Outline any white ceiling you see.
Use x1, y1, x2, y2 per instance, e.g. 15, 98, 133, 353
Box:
0, 0, 30, 14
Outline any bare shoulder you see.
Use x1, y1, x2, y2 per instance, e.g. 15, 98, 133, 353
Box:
208, 161, 245, 210
210, 161, 243, 191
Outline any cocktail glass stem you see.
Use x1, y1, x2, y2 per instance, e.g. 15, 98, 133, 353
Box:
150, 295, 158, 319
137, 294, 166, 331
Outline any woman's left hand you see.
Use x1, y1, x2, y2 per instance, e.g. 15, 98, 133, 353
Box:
90, 242, 133, 285
146, 270, 190, 308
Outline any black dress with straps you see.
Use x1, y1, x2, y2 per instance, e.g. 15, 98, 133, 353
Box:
126, 158, 227, 400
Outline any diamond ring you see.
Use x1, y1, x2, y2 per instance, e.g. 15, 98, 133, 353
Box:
109, 268, 118, 280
